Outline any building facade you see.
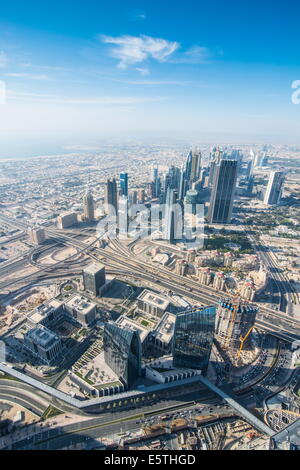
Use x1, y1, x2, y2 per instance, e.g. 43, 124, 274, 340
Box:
264, 171, 285, 205
172, 306, 216, 374
208, 159, 238, 224
103, 322, 142, 388
83, 263, 106, 296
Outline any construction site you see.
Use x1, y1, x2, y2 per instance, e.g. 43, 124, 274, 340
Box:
214, 297, 260, 367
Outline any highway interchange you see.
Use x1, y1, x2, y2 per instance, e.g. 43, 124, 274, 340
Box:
0, 212, 299, 449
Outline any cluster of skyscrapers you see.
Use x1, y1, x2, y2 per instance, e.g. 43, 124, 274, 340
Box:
81, 146, 285, 243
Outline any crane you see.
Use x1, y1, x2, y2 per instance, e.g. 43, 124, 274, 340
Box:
237, 325, 254, 358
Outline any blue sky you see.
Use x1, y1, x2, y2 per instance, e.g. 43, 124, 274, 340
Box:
1, 0, 300, 156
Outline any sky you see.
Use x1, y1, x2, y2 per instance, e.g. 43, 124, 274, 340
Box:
1, 0, 300, 157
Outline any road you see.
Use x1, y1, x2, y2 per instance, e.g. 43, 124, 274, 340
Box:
0, 213, 299, 344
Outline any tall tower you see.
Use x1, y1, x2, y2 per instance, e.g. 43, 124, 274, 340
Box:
119, 172, 128, 197
165, 187, 177, 243
190, 149, 201, 183
83, 190, 95, 222
264, 171, 285, 205
104, 178, 118, 214
208, 147, 223, 187
118, 195, 129, 236
208, 159, 238, 224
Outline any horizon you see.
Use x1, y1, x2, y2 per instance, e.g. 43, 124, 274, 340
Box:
0, 0, 300, 157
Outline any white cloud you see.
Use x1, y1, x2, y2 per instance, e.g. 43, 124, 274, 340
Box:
5, 72, 49, 80
100, 34, 179, 69
135, 67, 150, 76
170, 45, 211, 64
0, 51, 8, 67
136, 12, 146, 20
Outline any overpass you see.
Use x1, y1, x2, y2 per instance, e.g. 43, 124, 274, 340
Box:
197, 375, 275, 436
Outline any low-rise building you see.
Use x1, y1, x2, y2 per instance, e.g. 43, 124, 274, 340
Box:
64, 294, 97, 326
23, 326, 62, 365
137, 290, 170, 318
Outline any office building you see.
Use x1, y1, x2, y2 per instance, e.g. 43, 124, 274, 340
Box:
83, 190, 95, 222
24, 326, 62, 365
104, 178, 118, 214
119, 172, 128, 197
64, 294, 97, 326
208, 159, 238, 224
28, 227, 46, 245
118, 195, 129, 236
164, 187, 177, 243
57, 212, 78, 229
190, 149, 201, 183
264, 171, 285, 205
172, 306, 216, 374
137, 290, 170, 318
103, 322, 142, 388
208, 147, 223, 187
83, 262, 106, 296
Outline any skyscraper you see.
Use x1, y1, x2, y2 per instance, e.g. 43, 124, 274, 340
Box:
264, 171, 285, 205
164, 187, 177, 243
119, 172, 128, 197
83, 190, 95, 222
208, 147, 223, 187
208, 159, 238, 224
118, 195, 129, 236
172, 306, 216, 374
103, 322, 142, 388
190, 149, 201, 183
104, 178, 118, 214
83, 263, 106, 296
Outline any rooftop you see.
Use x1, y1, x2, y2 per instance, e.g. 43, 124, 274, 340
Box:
65, 294, 96, 314
138, 289, 170, 311
84, 262, 105, 275
26, 326, 60, 349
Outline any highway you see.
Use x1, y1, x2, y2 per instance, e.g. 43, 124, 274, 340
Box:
0, 213, 299, 344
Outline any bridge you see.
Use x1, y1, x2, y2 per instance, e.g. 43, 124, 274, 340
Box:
197, 375, 275, 436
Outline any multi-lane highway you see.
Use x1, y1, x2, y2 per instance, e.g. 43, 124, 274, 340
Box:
0, 213, 299, 344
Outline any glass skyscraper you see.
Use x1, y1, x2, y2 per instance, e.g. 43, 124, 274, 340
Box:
172, 306, 216, 374
208, 159, 238, 224
103, 323, 142, 388
264, 171, 285, 205
119, 172, 128, 197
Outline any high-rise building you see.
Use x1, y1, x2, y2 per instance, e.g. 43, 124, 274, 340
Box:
152, 167, 161, 199
83, 190, 95, 222
208, 147, 223, 187
103, 322, 142, 388
208, 159, 238, 224
57, 212, 78, 229
104, 178, 118, 214
164, 187, 177, 243
264, 171, 285, 205
83, 263, 106, 296
190, 149, 201, 183
118, 195, 129, 236
119, 172, 128, 197
28, 227, 46, 245
172, 306, 216, 374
